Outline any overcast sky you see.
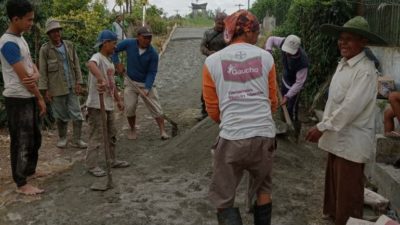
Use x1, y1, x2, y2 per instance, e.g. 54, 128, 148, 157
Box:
107, 0, 254, 17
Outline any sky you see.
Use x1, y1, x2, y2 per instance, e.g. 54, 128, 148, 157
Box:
107, 0, 254, 17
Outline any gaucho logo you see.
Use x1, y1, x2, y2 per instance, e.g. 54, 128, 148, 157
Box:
221, 57, 262, 82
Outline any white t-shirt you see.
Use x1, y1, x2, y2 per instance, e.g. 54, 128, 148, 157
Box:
0, 33, 34, 98
112, 22, 125, 41
204, 43, 276, 140
86, 52, 116, 111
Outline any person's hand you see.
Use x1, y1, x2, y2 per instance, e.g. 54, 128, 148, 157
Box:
31, 71, 40, 81
280, 96, 288, 106
44, 90, 52, 102
37, 97, 47, 117
116, 63, 125, 74
22, 75, 37, 89
142, 88, 149, 96
96, 79, 107, 93
305, 126, 323, 143
117, 99, 124, 111
75, 83, 82, 95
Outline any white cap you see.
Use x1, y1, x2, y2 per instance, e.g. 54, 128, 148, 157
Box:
281, 35, 301, 55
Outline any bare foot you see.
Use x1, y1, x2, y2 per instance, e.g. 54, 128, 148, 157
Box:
385, 131, 400, 138
160, 131, 170, 140
127, 129, 137, 140
16, 184, 44, 195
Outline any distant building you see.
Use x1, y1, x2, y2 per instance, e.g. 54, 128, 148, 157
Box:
191, 2, 207, 17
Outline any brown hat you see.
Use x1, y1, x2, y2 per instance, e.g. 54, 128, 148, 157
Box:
45, 18, 62, 34
137, 26, 152, 36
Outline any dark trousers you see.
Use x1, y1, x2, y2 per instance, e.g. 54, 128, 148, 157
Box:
323, 153, 364, 225
5, 97, 42, 187
281, 85, 300, 122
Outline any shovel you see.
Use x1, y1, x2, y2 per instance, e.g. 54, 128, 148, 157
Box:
90, 93, 114, 191
125, 76, 178, 137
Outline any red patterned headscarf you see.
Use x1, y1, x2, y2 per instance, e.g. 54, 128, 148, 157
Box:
223, 10, 260, 43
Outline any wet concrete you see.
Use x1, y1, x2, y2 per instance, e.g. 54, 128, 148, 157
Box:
0, 27, 332, 225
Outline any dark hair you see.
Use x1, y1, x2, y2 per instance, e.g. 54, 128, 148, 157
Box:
6, 0, 34, 20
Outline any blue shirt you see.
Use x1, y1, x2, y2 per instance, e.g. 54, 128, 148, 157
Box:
56, 43, 73, 88
112, 38, 159, 90
1, 41, 21, 65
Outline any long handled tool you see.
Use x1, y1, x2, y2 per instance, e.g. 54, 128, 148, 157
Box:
278, 90, 295, 131
125, 77, 178, 137
90, 93, 114, 191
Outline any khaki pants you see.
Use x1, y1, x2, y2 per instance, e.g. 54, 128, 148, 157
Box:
124, 78, 163, 118
209, 136, 276, 209
85, 108, 117, 168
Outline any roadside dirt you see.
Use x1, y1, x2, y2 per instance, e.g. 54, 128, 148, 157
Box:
0, 27, 332, 225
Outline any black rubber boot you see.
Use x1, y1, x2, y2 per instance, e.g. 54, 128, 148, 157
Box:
254, 203, 272, 225
217, 208, 243, 225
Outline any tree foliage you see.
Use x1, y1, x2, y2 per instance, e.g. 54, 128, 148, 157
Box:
250, 0, 293, 25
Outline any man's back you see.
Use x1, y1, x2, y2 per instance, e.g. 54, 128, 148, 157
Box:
203, 42, 276, 140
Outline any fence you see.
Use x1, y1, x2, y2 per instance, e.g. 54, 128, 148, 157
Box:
359, 0, 400, 46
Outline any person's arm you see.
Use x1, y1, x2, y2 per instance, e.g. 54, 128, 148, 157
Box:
1, 42, 46, 115
200, 31, 212, 56
283, 68, 308, 99
70, 43, 84, 94
87, 60, 106, 93
38, 46, 48, 92
268, 64, 278, 113
113, 84, 124, 111
202, 64, 220, 123
265, 36, 285, 53
144, 52, 159, 92
316, 71, 376, 132
111, 39, 130, 65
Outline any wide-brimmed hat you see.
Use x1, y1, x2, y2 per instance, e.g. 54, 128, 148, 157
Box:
93, 30, 118, 48
320, 16, 387, 45
45, 18, 62, 34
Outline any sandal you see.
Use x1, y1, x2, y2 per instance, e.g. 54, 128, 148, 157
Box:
111, 160, 130, 168
88, 167, 106, 177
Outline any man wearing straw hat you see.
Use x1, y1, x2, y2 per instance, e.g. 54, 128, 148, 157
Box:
306, 16, 387, 225
203, 9, 278, 225
39, 19, 86, 149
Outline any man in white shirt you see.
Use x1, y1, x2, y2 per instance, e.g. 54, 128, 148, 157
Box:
203, 10, 278, 225
306, 16, 387, 225
111, 14, 126, 41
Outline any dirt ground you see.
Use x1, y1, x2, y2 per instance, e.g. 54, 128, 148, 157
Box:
0, 28, 334, 225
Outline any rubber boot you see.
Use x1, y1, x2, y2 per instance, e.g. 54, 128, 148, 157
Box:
56, 120, 68, 148
217, 208, 243, 225
254, 203, 272, 225
70, 120, 87, 148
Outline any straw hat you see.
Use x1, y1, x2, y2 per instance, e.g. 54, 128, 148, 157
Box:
320, 16, 387, 45
45, 18, 62, 34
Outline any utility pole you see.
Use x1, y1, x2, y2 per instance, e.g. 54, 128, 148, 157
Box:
356, 0, 364, 16
235, 3, 244, 10
175, 10, 179, 16
248, 0, 250, 9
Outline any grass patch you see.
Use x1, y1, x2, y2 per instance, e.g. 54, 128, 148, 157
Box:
181, 17, 214, 27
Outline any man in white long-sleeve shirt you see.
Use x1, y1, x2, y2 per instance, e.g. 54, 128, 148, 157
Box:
265, 35, 308, 122
306, 16, 387, 225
